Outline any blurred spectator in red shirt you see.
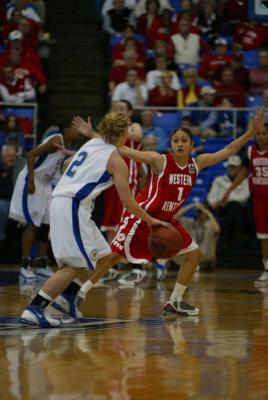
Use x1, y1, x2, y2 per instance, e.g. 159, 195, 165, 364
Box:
178, 67, 201, 107
109, 49, 145, 95
231, 50, 249, 92
1, 8, 23, 43
148, 70, 177, 106
214, 66, 245, 107
199, 37, 232, 81
249, 49, 268, 95
0, 30, 42, 71
234, 21, 267, 50
7, 48, 47, 93
102, 0, 132, 35
155, 8, 173, 42
146, 39, 177, 71
221, 0, 248, 34
136, 0, 164, 49
18, 16, 40, 49
0, 63, 36, 103
112, 37, 145, 66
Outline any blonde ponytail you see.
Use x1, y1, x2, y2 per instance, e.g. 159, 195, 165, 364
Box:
97, 112, 128, 144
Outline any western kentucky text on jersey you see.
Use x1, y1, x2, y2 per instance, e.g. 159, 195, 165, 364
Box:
169, 174, 193, 185
136, 153, 198, 221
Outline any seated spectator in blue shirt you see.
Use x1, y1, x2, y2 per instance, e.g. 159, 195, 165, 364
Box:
191, 85, 218, 138
0, 115, 26, 151
140, 109, 169, 152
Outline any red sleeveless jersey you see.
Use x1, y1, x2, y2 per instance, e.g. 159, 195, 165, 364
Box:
248, 144, 268, 197
135, 153, 198, 221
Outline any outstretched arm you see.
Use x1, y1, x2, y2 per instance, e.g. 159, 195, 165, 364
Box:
27, 135, 62, 194
196, 108, 265, 171
108, 151, 168, 227
119, 146, 165, 174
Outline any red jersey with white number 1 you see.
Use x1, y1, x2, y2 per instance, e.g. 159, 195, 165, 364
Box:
248, 144, 268, 197
136, 153, 198, 221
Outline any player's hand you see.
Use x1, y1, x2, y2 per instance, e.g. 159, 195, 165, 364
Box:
248, 107, 265, 135
72, 115, 93, 138
28, 179, 35, 194
221, 191, 230, 206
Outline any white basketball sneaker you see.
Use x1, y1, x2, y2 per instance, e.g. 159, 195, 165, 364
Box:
254, 271, 268, 287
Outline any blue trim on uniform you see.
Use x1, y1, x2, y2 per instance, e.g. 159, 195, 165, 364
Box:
22, 176, 34, 225
72, 198, 94, 271
75, 171, 111, 200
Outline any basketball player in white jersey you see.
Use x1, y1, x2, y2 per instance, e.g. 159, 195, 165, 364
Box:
20, 112, 167, 327
9, 121, 81, 282
101, 99, 148, 285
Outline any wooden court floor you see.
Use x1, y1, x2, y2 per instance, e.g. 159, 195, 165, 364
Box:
0, 268, 268, 400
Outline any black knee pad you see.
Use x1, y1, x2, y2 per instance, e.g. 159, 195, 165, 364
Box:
36, 224, 49, 242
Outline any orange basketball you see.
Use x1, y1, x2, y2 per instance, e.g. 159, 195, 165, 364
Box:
148, 225, 183, 259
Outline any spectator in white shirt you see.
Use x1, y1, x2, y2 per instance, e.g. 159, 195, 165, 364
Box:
112, 67, 148, 106
168, 17, 201, 66
146, 55, 181, 90
207, 155, 250, 247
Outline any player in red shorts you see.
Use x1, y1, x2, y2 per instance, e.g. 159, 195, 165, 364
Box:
59, 109, 264, 318
101, 99, 147, 284
222, 122, 268, 287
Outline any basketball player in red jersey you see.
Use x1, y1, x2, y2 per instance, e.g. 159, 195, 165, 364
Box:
222, 122, 268, 287
67, 109, 265, 317
101, 99, 147, 284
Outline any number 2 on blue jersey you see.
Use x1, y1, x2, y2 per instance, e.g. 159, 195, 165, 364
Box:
66, 151, 87, 177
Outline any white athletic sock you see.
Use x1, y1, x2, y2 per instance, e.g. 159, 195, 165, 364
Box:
39, 290, 53, 302
170, 283, 187, 301
78, 280, 94, 301
263, 259, 268, 271
73, 278, 83, 287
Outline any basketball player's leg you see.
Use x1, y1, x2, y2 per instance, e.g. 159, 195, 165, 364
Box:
255, 238, 268, 286
20, 224, 38, 280
164, 244, 202, 317
20, 251, 124, 326
35, 224, 54, 279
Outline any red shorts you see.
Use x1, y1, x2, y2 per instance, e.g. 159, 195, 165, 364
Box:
111, 211, 198, 263
101, 186, 123, 232
252, 196, 268, 239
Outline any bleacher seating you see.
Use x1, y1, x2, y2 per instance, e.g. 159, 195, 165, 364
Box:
153, 112, 182, 134
243, 50, 259, 69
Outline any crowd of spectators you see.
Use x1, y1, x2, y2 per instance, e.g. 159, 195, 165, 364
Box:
0, 0, 49, 154
100, 0, 268, 147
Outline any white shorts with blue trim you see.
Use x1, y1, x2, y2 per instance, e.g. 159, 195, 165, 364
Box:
9, 169, 51, 227
50, 196, 111, 270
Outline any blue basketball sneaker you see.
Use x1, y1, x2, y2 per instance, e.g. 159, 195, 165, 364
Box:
51, 293, 83, 319
20, 305, 62, 328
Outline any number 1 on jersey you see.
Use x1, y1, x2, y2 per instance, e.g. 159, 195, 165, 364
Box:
177, 187, 184, 201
